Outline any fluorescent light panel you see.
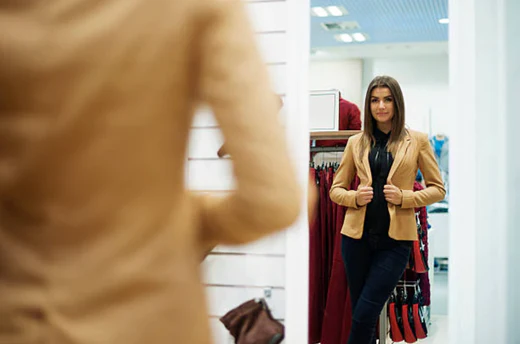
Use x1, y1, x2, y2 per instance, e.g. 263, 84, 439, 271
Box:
352, 32, 366, 42
336, 34, 353, 43
326, 6, 344, 16
312, 7, 329, 17
439, 18, 449, 24
312, 6, 348, 17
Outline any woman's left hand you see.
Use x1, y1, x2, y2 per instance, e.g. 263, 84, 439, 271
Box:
384, 184, 403, 205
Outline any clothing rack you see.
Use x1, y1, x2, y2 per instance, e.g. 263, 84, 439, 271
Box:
309, 130, 360, 163
310, 146, 345, 153
396, 280, 421, 288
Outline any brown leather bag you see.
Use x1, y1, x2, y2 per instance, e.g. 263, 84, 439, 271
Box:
219, 298, 284, 344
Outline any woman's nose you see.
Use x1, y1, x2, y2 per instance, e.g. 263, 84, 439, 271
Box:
378, 101, 385, 109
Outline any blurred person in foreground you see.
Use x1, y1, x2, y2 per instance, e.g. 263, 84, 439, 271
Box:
0, 1, 302, 343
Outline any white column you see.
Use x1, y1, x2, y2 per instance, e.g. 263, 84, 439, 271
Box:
449, 0, 519, 342
504, 0, 520, 341
284, 0, 310, 343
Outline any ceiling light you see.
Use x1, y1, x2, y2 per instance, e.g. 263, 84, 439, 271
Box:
326, 6, 344, 16
439, 18, 449, 24
352, 33, 366, 42
336, 34, 353, 43
311, 7, 329, 17
321, 21, 360, 31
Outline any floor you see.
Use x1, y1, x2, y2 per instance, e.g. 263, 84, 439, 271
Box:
425, 272, 449, 343
430, 272, 448, 316
420, 315, 448, 343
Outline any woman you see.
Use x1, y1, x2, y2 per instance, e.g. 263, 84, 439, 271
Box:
330, 75, 445, 343
0, 0, 301, 343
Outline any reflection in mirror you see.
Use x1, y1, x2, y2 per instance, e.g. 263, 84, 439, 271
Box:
307, 1, 449, 343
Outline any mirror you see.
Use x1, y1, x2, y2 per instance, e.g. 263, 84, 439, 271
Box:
307, 1, 449, 343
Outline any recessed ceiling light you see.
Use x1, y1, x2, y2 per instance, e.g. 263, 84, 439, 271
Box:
311, 7, 329, 17
326, 6, 345, 16
352, 33, 366, 42
439, 18, 449, 24
335, 34, 353, 43
320, 21, 360, 31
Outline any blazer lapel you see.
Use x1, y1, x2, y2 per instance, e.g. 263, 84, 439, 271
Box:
387, 133, 411, 182
353, 139, 372, 184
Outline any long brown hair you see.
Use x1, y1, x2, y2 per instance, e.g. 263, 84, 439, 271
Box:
359, 75, 407, 160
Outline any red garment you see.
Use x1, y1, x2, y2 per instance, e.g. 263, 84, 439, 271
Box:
309, 169, 328, 343
309, 168, 335, 343
320, 203, 350, 344
308, 168, 323, 343
321, 169, 331, 311
320, 176, 360, 344
414, 181, 432, 306
312, 98, 362, 148
403, 181, 432, 306
325, 168, 335, 284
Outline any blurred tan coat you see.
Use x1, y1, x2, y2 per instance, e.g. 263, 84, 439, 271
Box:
0, 0, 301, 343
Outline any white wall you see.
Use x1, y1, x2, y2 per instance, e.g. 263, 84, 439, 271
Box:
505, 1, 520, 340
309, 60, 363, 109
187, 1, 309, 343
363, 55, 450, 136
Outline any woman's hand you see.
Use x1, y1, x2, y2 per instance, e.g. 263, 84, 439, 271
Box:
356, 186, 373, 207
384, 184, 403, 205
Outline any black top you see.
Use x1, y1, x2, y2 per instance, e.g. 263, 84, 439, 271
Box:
362, 127, 413, 249
364, 127, 393, 237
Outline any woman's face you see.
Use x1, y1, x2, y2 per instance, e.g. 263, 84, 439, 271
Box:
370, 87, 394, 126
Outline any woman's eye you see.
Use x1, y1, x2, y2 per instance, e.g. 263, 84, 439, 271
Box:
385, 98, 393, 103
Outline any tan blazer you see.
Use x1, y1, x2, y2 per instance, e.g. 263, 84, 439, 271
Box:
330, 130, 445, 241
0, 1, 301, 343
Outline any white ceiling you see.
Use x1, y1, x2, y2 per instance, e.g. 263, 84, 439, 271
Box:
310, 0, 448, 48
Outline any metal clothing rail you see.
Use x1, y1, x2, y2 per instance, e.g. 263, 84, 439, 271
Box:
310, 130, 361, 140
396, 280, 421, 288
309, 146, 345, 153
380, 303, 388, 344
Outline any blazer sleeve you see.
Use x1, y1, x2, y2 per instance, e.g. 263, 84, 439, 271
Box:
401, 133, 446, 208
329, 138, 359, 208
194, 0, 302, 249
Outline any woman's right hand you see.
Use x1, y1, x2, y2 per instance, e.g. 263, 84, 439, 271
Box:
356, 186, 374, 207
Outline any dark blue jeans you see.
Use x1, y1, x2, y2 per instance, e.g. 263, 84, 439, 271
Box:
341, 234, 411, 344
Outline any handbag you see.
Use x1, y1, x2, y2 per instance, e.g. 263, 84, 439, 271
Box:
220, 298, 285, 344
